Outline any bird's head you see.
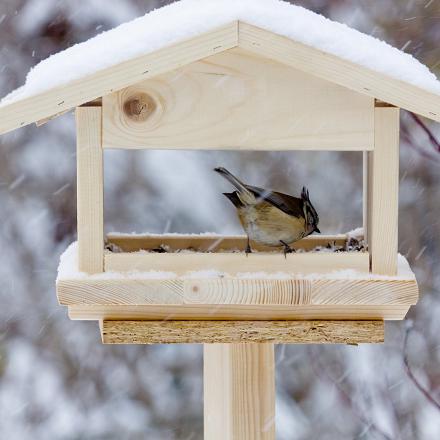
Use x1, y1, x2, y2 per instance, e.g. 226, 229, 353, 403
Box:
301, 187, 320, 235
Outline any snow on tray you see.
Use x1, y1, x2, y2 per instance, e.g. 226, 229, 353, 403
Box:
57, 241, 415, 282
2, 0, 440, 106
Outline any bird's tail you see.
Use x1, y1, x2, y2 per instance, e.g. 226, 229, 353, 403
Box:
214, 167, 249, 194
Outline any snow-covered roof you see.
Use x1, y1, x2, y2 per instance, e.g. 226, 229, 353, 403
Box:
0, 0, 439, 135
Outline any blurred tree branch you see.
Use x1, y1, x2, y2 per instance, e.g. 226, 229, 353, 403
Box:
308, 347, 396, 440
403, 325, 440, 412
409, 113, 440, 154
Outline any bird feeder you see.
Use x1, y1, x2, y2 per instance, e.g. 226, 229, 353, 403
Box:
1, 1, 439, 437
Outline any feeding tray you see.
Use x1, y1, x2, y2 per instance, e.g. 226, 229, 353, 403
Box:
57, 232, 418, 336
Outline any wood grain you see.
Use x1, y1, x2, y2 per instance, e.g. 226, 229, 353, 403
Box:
204, 343, 275, 440
369, 107, 400, 275
0, 23, 238, 135
102, 48, 374, 150
76, 107, 104, 273
238, 22, 440, 122
57, 275, 418, 307
101, 320, 384, 344
68, 304, 412, 322
104, 251, 370, 275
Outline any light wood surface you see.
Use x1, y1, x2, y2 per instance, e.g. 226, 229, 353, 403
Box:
238, 22, 440, 122
363, 151, 370, 246
106, 233, 348, 253
101, 320, 384, 344
1, 21, 439, 137
57, 275, 418, 306
76, 107, 104, 273
369, 107, 400, 275
102, 48, 374, 150
0, 23, 238, 135
68, 304, 412, 322
204, 343, 275, 440
104, 251, 369, 275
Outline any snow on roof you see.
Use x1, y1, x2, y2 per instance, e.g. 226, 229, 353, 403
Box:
2, 0, 440, 106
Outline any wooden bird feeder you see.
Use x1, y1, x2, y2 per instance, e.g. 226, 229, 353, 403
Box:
1, 4, 439, 437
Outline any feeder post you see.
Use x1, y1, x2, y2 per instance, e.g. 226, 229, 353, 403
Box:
76, 106, 104, 273
204, 343, 275, 440
365, 105, 400, 275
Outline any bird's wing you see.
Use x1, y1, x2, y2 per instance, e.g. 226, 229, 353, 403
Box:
246, 185, 304, 218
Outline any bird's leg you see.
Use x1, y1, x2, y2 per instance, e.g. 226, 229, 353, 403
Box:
280, 240, 295, 258
245, 236, 252, 256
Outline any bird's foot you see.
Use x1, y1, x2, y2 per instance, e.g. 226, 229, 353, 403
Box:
280, 240, 295, 258
245, 243, 252, 256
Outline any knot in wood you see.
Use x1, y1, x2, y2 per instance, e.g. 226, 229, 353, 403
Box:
123, 93, 156, 122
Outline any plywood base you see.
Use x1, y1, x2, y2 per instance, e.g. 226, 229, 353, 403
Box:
101, 320, 384, 344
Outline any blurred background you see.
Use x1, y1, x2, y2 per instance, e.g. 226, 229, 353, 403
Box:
0, 0, 440, 438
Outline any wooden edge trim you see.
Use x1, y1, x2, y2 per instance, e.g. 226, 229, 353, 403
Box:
101, 319, 384, 344
68, 304, 411, 321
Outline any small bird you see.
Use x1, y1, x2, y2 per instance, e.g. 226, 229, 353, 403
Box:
214, 167, 320, 255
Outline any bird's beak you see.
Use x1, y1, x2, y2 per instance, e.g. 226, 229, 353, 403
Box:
314, 227, 321, 234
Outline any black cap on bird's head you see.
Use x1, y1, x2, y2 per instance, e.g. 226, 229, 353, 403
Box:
301, 186, 320, 234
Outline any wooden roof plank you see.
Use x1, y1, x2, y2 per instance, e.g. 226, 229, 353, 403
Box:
239, 22, 440, 122
0, 22, 239, 135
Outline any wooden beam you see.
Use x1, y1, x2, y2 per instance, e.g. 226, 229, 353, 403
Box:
76, 107, 104, 273
238, 22, 440, 122
68, 304, 413, 322
101, 320, 384, 344
104, 251, 370, 275
369, 107, 400, 275
102, 48, 374, 151
57, 275, 418, 306
0, 23, 238, 135
204, 343, 275, 440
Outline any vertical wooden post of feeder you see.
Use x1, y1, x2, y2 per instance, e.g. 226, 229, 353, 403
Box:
366, 104, 400, 275
204, 343, 275, 440
76, 105, 104, 274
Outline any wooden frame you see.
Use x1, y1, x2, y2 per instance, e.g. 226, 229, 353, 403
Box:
368, 107, 400, 275
67, 98, 415, 324
76, 106, 104, 273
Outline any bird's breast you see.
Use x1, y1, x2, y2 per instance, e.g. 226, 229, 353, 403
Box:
237, 203, 306, 246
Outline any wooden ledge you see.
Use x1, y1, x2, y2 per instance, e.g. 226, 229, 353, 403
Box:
101, 320, 384, 344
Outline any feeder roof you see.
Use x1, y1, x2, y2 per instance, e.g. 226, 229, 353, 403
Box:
1, 0, 439, 134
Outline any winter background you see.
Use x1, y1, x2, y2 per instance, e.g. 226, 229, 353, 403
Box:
0, 0, 439, 439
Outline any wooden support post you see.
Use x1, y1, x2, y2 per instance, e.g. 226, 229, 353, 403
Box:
367, 106, 400, 275
76, 106, 104, 273
363, 150, 370, 246
204, 343, 275, 440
